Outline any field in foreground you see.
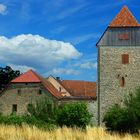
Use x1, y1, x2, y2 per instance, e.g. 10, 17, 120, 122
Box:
0, 125, 139, 140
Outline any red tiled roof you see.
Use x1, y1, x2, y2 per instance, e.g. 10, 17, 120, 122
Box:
60, 80, 96, 98
11, 70, 62, 99
11, 70, 41, 83
11, 70, 96, 100
37, 75, 62, 98
109, 6, 140, 27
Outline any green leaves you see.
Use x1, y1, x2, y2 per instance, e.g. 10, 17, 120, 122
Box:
56, 102, 92, 128
103, 87, 140, 133
0, 66, 20, 90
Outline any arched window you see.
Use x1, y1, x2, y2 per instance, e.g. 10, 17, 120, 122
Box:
120, 77, 125, 87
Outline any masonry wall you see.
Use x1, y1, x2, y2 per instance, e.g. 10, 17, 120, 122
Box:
0, 83, 52, 115
98, 47, 140, 125
0, 82, 97, 125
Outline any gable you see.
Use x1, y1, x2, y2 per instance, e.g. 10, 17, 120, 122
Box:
97, 6, 140, 47
97, 27, 140, 46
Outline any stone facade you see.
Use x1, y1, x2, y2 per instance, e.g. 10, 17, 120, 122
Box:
0, 82, 97, 125
0, 83, 53, 115
98, 47, 140, 125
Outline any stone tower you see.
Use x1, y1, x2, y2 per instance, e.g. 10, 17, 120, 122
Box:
97, 6, 140, 125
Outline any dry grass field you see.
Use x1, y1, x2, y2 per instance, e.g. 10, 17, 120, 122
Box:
0, 125, 139, 140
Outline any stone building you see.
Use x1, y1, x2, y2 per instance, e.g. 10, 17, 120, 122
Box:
97, 6, 140, 125
0, 69, 97, 123
0, 5, 139, 126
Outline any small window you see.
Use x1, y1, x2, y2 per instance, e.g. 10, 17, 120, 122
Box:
59, 87, 61, 92
12, 104, 17, 113
122, 54, 129, 64
38, 89, 42, 95
119, 33, 129, 40
120, 77, 125, 87
17, 89, 21, 95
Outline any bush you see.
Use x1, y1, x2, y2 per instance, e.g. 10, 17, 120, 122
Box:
103, 104, 137, 133
125, 88, 140, 129
56, 102, 92, 128
27, 97, 57, 124
0, 114, 56, 130
104, 88, 140, 133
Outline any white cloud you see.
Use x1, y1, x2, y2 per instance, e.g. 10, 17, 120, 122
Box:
9, 64, 36, 73
80, 62, 97, 69
0, 34, 81, 71
69, 33, 100, 45
51, 68, 80, 75
0, 4, 7, 15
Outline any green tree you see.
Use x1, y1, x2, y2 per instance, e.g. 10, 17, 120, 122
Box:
103, 88, 140, 133
56, 102, 92, 128
0, 66, 20, 90
103, 104, 136, 133
124, 88, 140, 129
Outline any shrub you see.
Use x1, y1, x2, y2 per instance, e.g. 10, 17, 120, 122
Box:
103, 104, 137, 133
125, 88, 140, 128
0, 115, 56, 130
104, 87, 140, 133
56, 102, 92, 128
27, 97, 57, 124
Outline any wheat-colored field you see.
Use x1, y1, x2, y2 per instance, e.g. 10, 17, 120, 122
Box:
0, 125, 139, 140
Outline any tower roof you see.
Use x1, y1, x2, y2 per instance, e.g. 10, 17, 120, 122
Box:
109, 6, 140, 27
11, 69, 41, 83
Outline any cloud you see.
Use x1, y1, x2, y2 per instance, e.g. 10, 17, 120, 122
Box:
9, 64, 36, 73
80, 62, 97, 69
0, 34, 81, 72
50, 26, 67, 34
50, 68, 80, 75
69, 33, 100, 45
0, 4, 7, 15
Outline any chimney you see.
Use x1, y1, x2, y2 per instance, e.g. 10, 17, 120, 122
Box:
56, 77, 60, 80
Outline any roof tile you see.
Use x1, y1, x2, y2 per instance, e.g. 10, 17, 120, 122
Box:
11, 70, 62, 99
11, 70, 41, 83
109, 6, 140, 27
60, 80, 96, 98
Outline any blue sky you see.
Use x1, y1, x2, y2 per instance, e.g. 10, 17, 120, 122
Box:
0, 0, 139, 81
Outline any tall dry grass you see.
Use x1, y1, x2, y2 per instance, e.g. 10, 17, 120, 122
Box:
0, 125, 139, 140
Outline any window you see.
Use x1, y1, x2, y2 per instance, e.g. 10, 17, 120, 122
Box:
122, 54, 129, 64
12, 104, 17, 113
59, 87, 61, 92
17, 89, 21, 95
120, 77, 125, 87
38, 89, 42, 95
119, 33, 129, 40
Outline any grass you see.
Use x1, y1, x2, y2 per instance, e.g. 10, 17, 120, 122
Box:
0, 125, 139, 140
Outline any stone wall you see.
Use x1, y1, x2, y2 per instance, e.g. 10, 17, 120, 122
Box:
98, 47, 140, 125
0, 83, 53, 115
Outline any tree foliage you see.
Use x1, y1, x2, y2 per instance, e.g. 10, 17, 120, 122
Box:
56, 102, 92, 128
103, 105, 136, 133
103, 88, 140, 133
0, 66, 20, 90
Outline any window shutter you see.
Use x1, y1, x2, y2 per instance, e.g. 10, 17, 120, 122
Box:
122, 54, 129, 64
